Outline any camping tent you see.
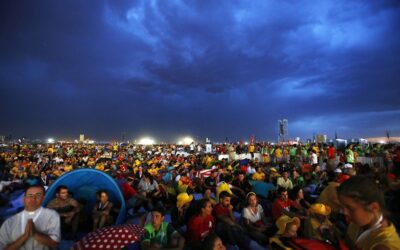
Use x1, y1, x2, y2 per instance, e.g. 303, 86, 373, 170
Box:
43, 169, 126, 225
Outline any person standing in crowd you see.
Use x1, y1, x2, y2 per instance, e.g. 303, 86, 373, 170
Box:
46, 185, 80, 240
345, 144, 355, 166
0, 184, 60, 250
338, 175, 400, 249
327, 145, 336, 171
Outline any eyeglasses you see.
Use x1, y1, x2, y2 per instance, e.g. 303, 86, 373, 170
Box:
25, 193, 43, 199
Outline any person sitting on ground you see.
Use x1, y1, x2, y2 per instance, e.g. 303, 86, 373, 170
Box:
203, 169, 219, 192
0, 183, 60, 250
203, 188, 217, 205
317, 170, 348, 221
272, 187, 306, 221
277, 171, 293, 190
171, 192, 194, 230
137, 172, 161, 211
46, 185, 80, 240
92, 190, 113, 230
121, 176, 149, 215
231, 170, 252, 201
252, 166, 266, 181
269, 215, 300, 250
337, 175, 400, 249
186, 199, 215, 249
141, 207, 185, 250
213, 191, 251, 249
289, 186, 310, 216
304, 203, 335, 242
202, 232, 227, 250
242, 192, 271, 244
291, 169, 305, 188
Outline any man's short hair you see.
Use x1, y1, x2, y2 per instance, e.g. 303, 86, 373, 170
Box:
55, 185, 68, 194
151, 206, 166, 216
277, 187, 287, 195
219, 191, 231, 200
24, 184, 45, 196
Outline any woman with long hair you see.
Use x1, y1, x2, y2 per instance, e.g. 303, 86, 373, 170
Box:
337, 175, 400, 249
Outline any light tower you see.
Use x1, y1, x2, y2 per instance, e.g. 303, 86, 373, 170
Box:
278, 119, 288, 143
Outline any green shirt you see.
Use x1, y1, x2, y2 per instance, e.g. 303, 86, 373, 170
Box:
142, 222, 178, 248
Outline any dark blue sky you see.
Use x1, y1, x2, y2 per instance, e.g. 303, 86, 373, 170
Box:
1, 0, 400, 142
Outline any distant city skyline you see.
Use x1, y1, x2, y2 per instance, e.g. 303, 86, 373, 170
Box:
1, 1, 399, 141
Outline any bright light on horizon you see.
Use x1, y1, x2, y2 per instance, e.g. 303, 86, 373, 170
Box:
177, 137, 194, 145
47, 138, 55, 143
138, 137, 155, 145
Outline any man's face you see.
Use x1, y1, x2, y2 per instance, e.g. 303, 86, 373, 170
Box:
238, 174, 244, 181
221, 196, 231, 207
57, 188, 69, 200
151, 211, 164, 228
283, 172, 289, 179
24, 186, 44, 211
280, 191, 288, 202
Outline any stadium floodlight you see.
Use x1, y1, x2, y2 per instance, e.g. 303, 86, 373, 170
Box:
47, 138, 55, 143
138, 137, 155, 145
182, 137, 194, 145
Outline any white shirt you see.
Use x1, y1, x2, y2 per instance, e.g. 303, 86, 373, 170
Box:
242, 204, 264, 223
0, 207, 60, 250
311, 153, 318, 164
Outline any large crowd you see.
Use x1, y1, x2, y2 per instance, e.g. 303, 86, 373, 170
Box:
1, 141, 400, 249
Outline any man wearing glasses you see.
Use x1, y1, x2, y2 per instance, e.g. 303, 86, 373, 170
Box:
0, 184, 61, 250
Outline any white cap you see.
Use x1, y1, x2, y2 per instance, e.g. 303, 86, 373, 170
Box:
334, 168, 342, 173
344, 163, 353, 168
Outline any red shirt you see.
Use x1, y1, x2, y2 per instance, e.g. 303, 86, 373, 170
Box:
272, 198, 297, 220
121, 182, 137, 200
327, 147, 336, 159
186, 214, 215, 245
213, 204, 230, 221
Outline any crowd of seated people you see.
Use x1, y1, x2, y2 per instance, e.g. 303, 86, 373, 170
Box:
1, 142, 400, 249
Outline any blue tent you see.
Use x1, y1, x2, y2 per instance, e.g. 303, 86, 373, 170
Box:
250, 180, 275, 199
43, 169, 126, 225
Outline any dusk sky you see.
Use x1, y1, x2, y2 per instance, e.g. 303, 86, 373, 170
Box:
1, 0, 400, 142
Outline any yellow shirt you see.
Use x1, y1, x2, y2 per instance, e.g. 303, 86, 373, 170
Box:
249, 144, 255, 153
275, 148, 282, 158
346, 222, 400, 250
252, 172, 265, 181
64, 165, 73, 172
